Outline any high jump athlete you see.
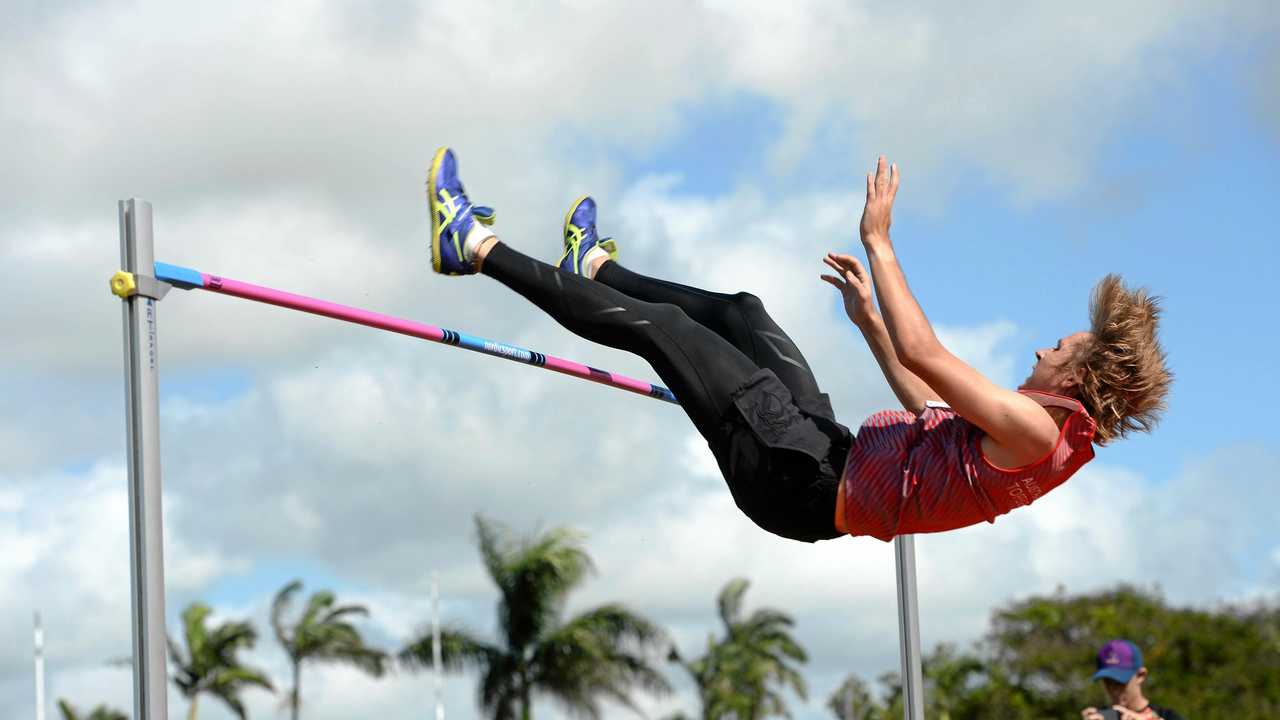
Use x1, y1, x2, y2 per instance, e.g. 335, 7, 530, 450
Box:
424, 147, 1171, 543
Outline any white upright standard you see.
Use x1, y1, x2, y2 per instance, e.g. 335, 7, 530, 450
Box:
34, 612, 45, 720
117, 199, 170, 719
432, 572, 444, 720
895, 535, 925, 720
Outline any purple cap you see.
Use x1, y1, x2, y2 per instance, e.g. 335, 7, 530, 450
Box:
1092, 639, 1144, 683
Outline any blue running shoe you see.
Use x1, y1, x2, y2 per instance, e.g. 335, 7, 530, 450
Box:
428, 147, 495, 276
559, 195, 618, 276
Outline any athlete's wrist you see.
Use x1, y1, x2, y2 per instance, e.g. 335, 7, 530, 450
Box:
862, 233, 894, 258
853, 310, 882, 331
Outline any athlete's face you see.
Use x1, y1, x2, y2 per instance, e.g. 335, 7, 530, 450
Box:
1019, 331, 1092, 394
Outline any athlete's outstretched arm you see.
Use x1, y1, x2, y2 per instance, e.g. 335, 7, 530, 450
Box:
857, 156, 1060, 463
821, 253, 940, 414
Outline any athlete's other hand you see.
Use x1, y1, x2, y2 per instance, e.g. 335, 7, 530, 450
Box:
821, 252, 877, 327
860, 155, 899, 249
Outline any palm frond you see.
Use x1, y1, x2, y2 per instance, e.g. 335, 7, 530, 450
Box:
211, 665, 274, 691
208, 619, 257, 654
321, 603, 370, 624
325, 644, 388, 677
208, 682, 250, 720
399, 626, 501, 673
743, 608, 795, 631
717, 578, 750, 631
270, 578, 304, 651
475, 515, 512, 592
775, 664, 807, 700
181, 603, 213, 671
298, 589, 336, 633
532, 603, 673, 718
551, 604, 669, 648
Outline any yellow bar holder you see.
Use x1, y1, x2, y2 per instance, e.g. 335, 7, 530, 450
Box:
111, 270, 171, 300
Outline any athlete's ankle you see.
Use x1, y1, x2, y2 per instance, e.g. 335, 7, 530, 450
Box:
473, 236, 501, 272
585, 249, 611, 279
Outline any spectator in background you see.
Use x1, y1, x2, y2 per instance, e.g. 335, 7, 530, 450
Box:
1080, 639, 1185, 720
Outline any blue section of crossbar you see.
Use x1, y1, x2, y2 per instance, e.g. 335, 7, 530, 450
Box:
154, 262, 204, 289
652, 386, 678, 403
471, 336, 535, 364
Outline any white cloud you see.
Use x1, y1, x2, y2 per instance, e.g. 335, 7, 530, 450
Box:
5, 0, 1274, 377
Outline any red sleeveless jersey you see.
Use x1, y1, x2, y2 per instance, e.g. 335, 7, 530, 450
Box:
839, 391, 1096, 541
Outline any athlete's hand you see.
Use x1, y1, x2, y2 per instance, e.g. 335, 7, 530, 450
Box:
860, 155, 899, 249
1080, 708, 1105, 720
821, 252, 877, 328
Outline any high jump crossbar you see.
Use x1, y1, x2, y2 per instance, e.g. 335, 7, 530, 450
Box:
113, 198, 924, 720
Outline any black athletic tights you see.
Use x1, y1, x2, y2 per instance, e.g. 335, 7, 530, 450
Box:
481, 242, 844, 541
482, 243, 819, 433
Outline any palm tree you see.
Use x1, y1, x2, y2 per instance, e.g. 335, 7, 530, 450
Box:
168, 602, 273, 720
399, 515, 672, 720
271, 579, 388, 720
670, 578, 808, 719
56, 700, 128, 720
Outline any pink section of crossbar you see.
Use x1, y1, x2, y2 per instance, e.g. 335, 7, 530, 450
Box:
202, 272, 447, 342
196, 272, 673, 402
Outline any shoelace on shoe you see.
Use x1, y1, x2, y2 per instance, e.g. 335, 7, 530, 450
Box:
436, 188, 496, 260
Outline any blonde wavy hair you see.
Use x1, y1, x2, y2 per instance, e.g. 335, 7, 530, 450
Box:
1074, 275, 1172, 446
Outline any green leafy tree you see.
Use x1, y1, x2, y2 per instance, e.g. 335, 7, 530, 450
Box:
826, 674, 878, 720
670, 578, 808, 719
983, 585, 1280, 718
399, 515, 671, 720
830, 585, 1280, 720
56, 700, 128, 720
271, 579, 388, 720
168, 602, 273, 720
926, 645, 983, 720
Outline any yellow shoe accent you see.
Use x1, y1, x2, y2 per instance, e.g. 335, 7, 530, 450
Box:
559, 195, 586, 274
427, 148, 448, 274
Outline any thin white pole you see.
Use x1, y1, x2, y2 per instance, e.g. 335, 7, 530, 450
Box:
119, 199, 170, 719
34, 612, 45, 720
894, 535, 924, 720
432, 572, 444, 720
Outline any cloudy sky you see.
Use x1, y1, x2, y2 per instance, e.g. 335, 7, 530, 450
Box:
4, 1, 1279, 718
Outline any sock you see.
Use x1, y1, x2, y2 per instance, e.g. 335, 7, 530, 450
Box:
582, 245, 609, 279
462, 222, 496, 261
